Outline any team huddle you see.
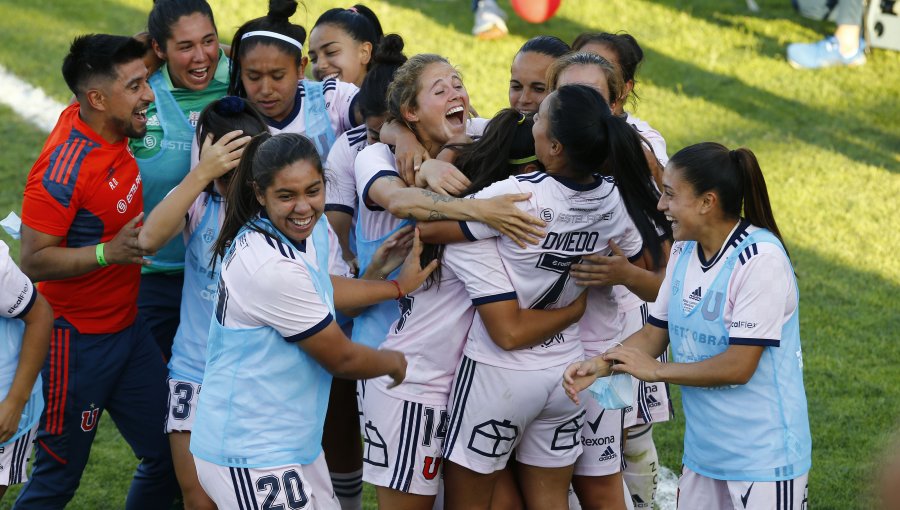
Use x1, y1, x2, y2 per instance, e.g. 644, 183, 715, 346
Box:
0, 0, 812, 509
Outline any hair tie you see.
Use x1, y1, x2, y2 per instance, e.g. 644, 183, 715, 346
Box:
508, 155, 538, 165
216, 96, 245, 115
347, 6, 358, 13
517, 112, 527, 125
242, 30, 303, 51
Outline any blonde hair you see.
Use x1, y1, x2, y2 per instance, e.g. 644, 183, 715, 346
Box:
385, 53, 453, 126
546, 51, 625, 107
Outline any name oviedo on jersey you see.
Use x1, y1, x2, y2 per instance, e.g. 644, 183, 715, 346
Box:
541, 230, 601, 253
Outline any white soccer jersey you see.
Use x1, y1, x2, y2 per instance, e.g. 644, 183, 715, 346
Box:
647, 221, 798, 347
375, 239, 515, 404
267, 79, 358, 136
354, 143, 406, 242
325, 124, 367, 217
217, 220, 349, 339
461, 173, 643, 369
625, 113, 668, 167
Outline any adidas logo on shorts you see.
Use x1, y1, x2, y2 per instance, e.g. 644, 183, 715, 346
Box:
598, 445, 616, 462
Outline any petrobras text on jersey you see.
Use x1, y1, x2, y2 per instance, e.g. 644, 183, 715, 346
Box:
541, 231, 600, 252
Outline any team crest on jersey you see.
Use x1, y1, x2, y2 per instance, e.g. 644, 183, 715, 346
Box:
81, 404, 100, 431
203, 228, 215, 244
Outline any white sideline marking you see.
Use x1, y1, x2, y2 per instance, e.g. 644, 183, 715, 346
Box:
0, 64, 65, 133
0, 63, 683, 510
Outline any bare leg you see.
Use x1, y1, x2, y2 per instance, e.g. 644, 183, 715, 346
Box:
169, 432, 216, 510
490, 461, 524, 510
374, 485, 435, 510
443, 460, 502, 510
573, 472, 629, 510
516, 463, 574, 510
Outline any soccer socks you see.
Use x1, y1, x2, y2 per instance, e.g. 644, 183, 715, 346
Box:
330, 469, 363, 510
623, 424, 658, 509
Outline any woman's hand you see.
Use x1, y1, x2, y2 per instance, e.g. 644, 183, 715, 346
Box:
474, 194, 546, 248
571, 240, 633, 287
562, 357, 610, 405
362, 226, 414, 280
0, 397, 25, 443
415, 160, 471, 196
603, 344, 663, 382
383, 349, 408, 388
193, 130, 251, 182
394, 130, 430, 186
393, 228, 440, 295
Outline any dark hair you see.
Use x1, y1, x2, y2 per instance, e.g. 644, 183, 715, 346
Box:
517, 35, 570, 59
313, 4, 383, 68
454, 109, 539, 194
62, 34, 148, 98
422, 109, 540, 288
214, 133, 323, 260
197, 96, 269, 147
228, 0, 307, 98
148, 0, 217, 52
547, 85, 671, 266
357, 34, 407, 119
669, 143, 787, 253
572, 32, 643, 107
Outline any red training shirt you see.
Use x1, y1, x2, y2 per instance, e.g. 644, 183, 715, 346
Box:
22, 103, 143, 334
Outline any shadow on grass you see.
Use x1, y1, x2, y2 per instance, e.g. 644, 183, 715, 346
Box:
386, 0, 897, 172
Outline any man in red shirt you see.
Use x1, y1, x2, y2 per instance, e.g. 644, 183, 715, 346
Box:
16, 34, 178, 509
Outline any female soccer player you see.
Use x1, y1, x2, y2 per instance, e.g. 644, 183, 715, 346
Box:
508, 36, 570, 114
0, 241, 52, 501
573, 33, 668, 174
547, 51, 673, 510
229, 0, 359, 158
189, 132, 436, 509
309, 4, 383, 87
137, 96, 261, 510
362, 109, 587, 510
564, 142, 812, 510
134, 0, 229, 358
419, 85, 646, 510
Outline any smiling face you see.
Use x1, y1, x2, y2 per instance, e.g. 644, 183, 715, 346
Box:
255, 159, 325, 245
154, 12, 219, 91
508, 51, 555, 114
98, 59, 155, 141
403, 62, 469, 151
657, 165, 706, 241
557, 65, 612, 106
241, 44, 304, 122
308, 23, 371, 87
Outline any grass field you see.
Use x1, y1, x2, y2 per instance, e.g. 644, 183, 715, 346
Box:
0, 0, 898, 508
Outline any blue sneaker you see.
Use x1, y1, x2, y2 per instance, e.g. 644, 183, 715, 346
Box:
786, 36, 866, 69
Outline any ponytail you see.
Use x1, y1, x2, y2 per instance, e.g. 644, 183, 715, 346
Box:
732, 148, 787, 250
669, 143, 788, 254
215, 132, 272, 262
601, 115, 671, 268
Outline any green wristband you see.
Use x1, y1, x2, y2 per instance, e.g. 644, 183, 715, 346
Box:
96, 243, 109, 267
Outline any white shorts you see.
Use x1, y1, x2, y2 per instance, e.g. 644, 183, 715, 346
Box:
361, 379, 446, 495
165, 378, 201, 433
443, 356, 585, 474
195, 454, 340, 510
677, 466, 809, 510
573, 397, 624, 477
0, 425, 36, 486
617, 304, 671, 427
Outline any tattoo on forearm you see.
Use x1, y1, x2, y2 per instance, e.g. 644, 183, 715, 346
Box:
427, 210, 449, 221
420, 189, 456, 204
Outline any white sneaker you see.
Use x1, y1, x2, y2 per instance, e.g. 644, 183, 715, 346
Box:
473, 0, 508, 39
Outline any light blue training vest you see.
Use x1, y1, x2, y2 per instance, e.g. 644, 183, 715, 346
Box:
0, 318, 43, 447
137, 71, 196, 272
168, 193, 223, 384
669, 229, 811, 481
302, 80, 337, 159
350, 219, 411, 349
191, 216, 335, 467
